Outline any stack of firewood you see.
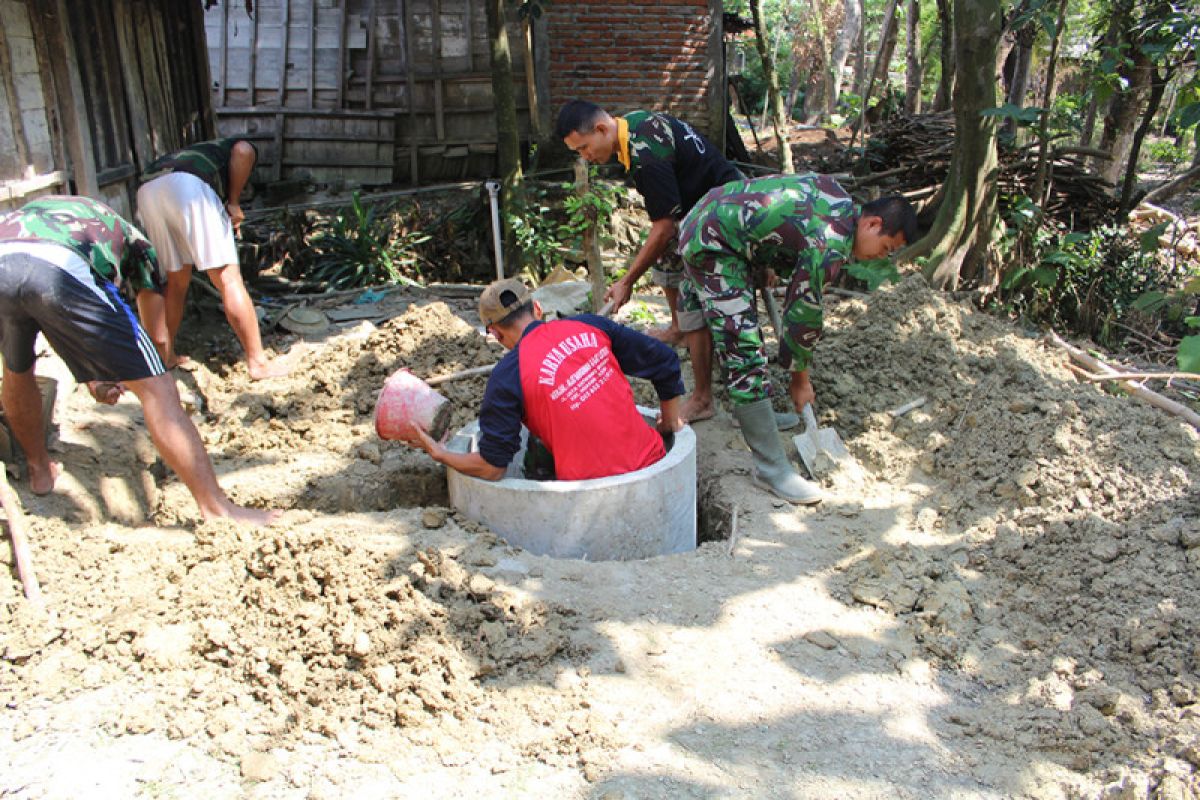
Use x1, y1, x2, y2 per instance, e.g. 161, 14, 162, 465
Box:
816, 112, 1121, 229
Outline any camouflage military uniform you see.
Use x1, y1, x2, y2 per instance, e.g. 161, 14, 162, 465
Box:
618, 111, 742, 308
0, 196, 165, 380
0, 196, 160, 293
142, 137, 253, 200
677, 173, 856, 404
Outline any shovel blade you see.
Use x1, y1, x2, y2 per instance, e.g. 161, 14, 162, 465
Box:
793, 404, 856, 478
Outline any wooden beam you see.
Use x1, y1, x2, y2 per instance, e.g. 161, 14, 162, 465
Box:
112, 0, 153, 166
248, 1, 258, 106
336, 0, 347, 109
277, 0, 290, 107
402, 0, 418, 184
0, 9, 33, 175
432, 0, 445, 141
219, 0, 229, 108
308, 0, 316, 109
365, 0, 377, 110
189, 0, 219, 138
28, 1, 71, 179
273, 112, 284, 181
46, 0, 98, 196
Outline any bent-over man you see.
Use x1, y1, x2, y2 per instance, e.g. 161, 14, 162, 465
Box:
678, 173, 917, 505
136, 137, 290, 379
0, 195, 280, 525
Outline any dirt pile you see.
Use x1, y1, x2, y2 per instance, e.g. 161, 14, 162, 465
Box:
817, 277, 1200, 793
0, 514, 598, 762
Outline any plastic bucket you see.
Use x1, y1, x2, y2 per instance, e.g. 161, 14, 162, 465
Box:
374, 368, 453, 441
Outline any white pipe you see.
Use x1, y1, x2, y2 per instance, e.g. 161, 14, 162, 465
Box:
485, 179, 504, 279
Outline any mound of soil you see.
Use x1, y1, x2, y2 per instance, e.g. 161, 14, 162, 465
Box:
817, 277, 1200, 792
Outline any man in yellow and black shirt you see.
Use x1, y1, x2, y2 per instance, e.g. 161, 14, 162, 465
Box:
556, 100, 743, 423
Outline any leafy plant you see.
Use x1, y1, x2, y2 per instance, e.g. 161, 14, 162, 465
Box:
304, 192, 430, 290
846, 258, 900, 291
1180, 318, 1200, 373
995, 193, 1179, 346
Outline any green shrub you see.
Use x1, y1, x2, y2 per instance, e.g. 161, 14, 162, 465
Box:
303, 192, 431, 289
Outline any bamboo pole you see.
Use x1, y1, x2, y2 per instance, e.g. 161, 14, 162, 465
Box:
0, 469, 44, 606
1047, 331, 1200, 430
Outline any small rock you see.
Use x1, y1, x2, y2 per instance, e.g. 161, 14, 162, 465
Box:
422, 508, 447, 529
1181, 523, 1200, 550
352, 632, 371, 657
803, 630, 839, 650
1091, 538, 1121, 563
241, 751, 280, 782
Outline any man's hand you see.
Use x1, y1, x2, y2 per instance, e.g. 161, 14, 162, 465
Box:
788, 370, 816, 414
394, 421, 439, 456
225, 202, 245, 233
603, 278, 633, 311
86, 381, 125, 405
656, 397, 685, 433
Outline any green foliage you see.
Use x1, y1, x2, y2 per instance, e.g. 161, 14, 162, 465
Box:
981, 103, 1044, 126
623, 301, 659, 326
994, 194, 1183, 347
846, 258, 901, 291
1142, 139, 1191, 166
504, 172, 622, 284
303, 193, 431, 290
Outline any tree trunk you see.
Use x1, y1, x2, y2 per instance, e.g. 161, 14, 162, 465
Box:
758, 27, 784, 131
800, 0, 833, 123
823, 0, 861, 118
1001, 24, 1035, 140
871, 0, 901, 90
486, 0, 524, 272
751, 0, 794, 172
909, 0, 1002, 290
1031, 0, 1068, 204
854, 0, 867, 99
905, 0, 922, 114
1119, 65, 1174, 214
931, 0, 954, 111
1096, 0, 1152, 185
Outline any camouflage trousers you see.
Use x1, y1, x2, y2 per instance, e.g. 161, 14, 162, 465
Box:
679, 250, 772, 404
649, 231, 686, 289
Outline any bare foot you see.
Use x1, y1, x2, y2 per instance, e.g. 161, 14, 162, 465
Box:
247, 356, 293, 381
28, 460, 61, 495
681, 395, 715, 423
169, 354, 196, 371
646, 325, 685, 347
207, 505, 283, 526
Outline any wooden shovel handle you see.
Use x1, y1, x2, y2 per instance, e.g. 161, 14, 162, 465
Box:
0, 468, 43, 605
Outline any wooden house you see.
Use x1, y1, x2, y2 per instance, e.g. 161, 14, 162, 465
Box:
0, 0, 214, 215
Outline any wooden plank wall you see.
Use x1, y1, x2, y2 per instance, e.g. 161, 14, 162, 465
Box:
206, 0, 532, 187
0, 0, 67, 209
0, 0, 215, 215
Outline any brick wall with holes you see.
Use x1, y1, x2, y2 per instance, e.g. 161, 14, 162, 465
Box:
544, 0, 725, 143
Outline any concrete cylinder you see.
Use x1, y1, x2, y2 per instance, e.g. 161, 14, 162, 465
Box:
445, 407, 696, 561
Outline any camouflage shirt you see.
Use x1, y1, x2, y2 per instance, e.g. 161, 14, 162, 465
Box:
618, 111, 743, 221
678, 173, 857, 372
142, 137, 255, 200
0, 195, 161, 293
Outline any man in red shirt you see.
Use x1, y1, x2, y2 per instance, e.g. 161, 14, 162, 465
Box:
400, 279, 684, 481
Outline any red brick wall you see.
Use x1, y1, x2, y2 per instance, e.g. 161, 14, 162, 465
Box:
546, 0, 724, 140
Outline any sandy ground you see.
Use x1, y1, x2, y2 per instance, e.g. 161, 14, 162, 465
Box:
1, 277, 1198, 799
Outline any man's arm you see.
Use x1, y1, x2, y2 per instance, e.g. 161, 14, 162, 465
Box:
224, 140, 257, 231
579, 314, 685, 399
404, 426, 506, 480
604, 216, 677, 310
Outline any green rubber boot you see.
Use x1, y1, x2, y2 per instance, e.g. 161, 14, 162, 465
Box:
732, 399, 823, 505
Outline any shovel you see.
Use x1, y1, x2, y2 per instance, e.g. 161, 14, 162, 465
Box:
794, 403, 855, 479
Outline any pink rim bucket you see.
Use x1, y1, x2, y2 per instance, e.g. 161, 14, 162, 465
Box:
375, 368, 453, 441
